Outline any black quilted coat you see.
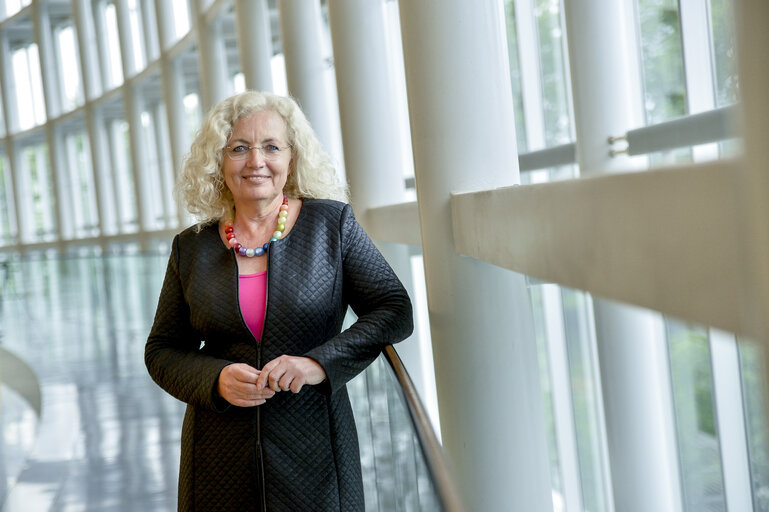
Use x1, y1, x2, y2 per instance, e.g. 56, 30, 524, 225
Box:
145, 200, 413, 511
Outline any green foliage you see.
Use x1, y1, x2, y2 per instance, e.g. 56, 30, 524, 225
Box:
638, 0, 688, 123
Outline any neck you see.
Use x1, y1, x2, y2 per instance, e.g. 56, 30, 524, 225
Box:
233, 195, 284, 227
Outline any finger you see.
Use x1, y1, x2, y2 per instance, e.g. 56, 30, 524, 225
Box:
268, 367, 286, 391
278, 373, 293, 392
256, 360, 279, 390
230, 364, 260, 383
289, 377, 305, 394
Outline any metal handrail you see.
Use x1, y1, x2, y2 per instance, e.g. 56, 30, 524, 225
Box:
382, 345, 466, 512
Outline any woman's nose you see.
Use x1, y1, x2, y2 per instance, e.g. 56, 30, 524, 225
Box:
247, 146, 266, 165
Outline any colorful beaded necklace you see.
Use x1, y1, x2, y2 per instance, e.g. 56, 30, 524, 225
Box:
225, 195, 289, 257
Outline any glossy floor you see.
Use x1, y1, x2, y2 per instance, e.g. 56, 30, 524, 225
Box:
0, 255, 440, 512
0, 255, 184, 511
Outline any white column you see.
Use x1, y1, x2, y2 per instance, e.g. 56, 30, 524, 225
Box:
278, 0, 342, 165
192, 1, 228, 112
563, 2, 683, 512
51, 127, 74, 240
0, 30, 21, 246
155, 0, 189, 226
139, 0, 159, 62
32, 2, 66, 244
115, 0, 148, 238
154, 0, 175, 50
89, 108, 117, 238
0, 31, 19, 133
114, 0, 137, 78
592, 301, 681, 511
235, 0, 273, 92
32, 1, 61, 119
124, 86, 150, 238
72, 0, 109, 243
399, 2, 552, 510
72, 0, 101, 100
90, 0, 112, 89
327, 0, 433, 412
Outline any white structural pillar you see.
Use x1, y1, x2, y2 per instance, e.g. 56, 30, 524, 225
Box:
193, 1, 228, 111
114, 0, 148, 239
277, 0, 342, 165
72, 0, 112, 243
327, 0, 432, 406
0, 32, 21, 245
563, 2, 683, 512
235, 0, 273, 92
399, 2, 552, 510
155, 0, 190, 226
32, 2, 67, 244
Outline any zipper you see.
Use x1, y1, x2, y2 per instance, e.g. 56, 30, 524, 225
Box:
256, 243, 270, 512
230, 242, 269, 512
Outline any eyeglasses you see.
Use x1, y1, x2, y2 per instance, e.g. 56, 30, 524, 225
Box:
224, 143, 291, 161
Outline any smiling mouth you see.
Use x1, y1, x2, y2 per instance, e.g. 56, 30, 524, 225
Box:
244, 175, 270, 181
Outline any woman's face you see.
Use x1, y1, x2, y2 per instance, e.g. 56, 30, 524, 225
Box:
222, 110, 292, 208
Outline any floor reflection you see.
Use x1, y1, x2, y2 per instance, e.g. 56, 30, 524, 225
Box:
0, 255, 184, 512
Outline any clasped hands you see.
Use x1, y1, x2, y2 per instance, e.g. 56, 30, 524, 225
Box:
217, 355, 326, 407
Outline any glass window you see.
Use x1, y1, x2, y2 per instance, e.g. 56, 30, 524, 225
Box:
527, 283, 564, 509
104, 118, 137, 232
637, 0, 688, 124
55, 24, 85, 111
21, 143, 56, 242
533, 0, 572, 147
139, 102, 177, 231
561, 288, 610, 512
183, 92, 201, 145
503, 0, 573, 153
64, 132, 98, 237
503, 0, 529, 153
127, 0, 146, 72
12, 44, 46, 131
233, 72, 246, 94
0, 154, 15, 244
739, 340, 769, 511
0, 81, 5, 137
104, 2, 124, 87
3, 0, 31, 18
666, 320, 726, 511
171, 0, 191, 42
140, 110, 162, 230
707, 0, 738, 107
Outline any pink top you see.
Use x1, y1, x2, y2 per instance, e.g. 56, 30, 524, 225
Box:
239, 271, 267, 340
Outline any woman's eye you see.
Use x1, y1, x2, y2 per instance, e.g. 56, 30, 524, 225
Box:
264, 144, 280, 153
232, 145, 249, 153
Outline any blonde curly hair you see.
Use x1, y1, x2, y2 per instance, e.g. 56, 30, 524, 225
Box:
177, 91, 348, 224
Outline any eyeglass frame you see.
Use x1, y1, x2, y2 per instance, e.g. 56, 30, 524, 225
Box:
223, 143, 292, 161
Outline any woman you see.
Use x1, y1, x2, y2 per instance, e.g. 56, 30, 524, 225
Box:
145, 90, 413, 511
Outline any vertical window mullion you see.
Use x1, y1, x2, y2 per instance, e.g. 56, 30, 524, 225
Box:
679, 0, 718, 161
541, 283, 585, 512
65, 134, 84, 236
513, 0, 545, 151
709, 329, 754, 512
34, 144, 55, 237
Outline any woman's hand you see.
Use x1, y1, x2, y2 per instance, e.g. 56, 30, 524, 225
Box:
217, 363, 276, 406
256, 356, 327, 393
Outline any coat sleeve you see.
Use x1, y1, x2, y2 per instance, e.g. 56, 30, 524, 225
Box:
303, 204, 414, 393
145, 235, 233, 411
